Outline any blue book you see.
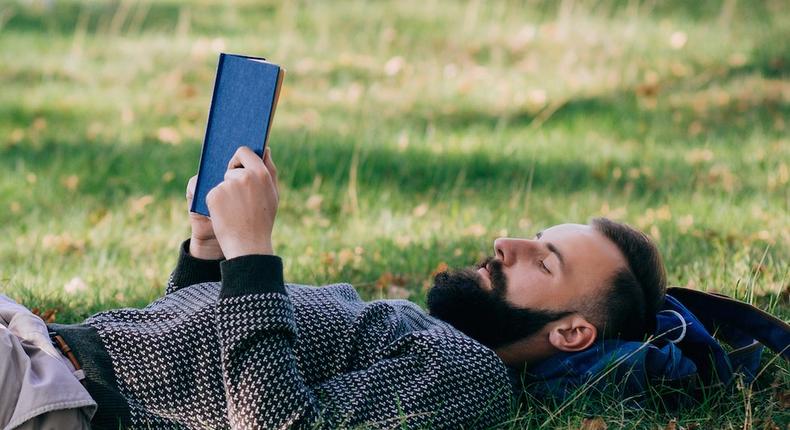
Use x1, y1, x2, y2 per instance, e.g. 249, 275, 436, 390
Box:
191, 53, 285, 216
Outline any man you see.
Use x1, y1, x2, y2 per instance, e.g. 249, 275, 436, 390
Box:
1, 147, 666, 429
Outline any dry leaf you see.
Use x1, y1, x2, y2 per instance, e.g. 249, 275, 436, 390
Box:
412, 203, 428, 217
384, 56, 405, 76
129, 195, 155, 215
580, 417, 607, 430
387, 285, 412, 299
430, 262, 449, 278
774, 386, 790, 409
31, 307, 58, 323
41, 308, 57, 324
464, 224, 486, 237
42, 233, 86, 254
669, 31, 687, 49
61, 175, 80, 191
157, 127, 181, 145
64, 277, 89, 294
306, 194, 323, 211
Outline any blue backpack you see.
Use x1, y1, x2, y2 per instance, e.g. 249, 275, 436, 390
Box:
522, 287, 790, 399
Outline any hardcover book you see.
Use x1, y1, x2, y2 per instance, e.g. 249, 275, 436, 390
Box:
191, 53, 285, 216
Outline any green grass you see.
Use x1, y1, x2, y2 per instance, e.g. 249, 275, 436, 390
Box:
1, 0, 788, 428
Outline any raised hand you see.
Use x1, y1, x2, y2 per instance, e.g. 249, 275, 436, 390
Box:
206, 146, 279, 259
186, 175, 224, 259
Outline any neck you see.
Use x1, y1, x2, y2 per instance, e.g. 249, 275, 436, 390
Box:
494, 332, 556, 367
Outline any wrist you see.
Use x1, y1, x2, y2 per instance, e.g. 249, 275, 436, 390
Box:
189, 237, 224, 260
223, 240, 274, 260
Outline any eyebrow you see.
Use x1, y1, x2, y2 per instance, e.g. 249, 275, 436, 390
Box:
536, 231, 566, 271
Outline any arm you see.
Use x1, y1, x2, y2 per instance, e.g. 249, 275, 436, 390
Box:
217, 255, 513, 429
208, 147, 511, 427
165, 239, 223, 294
165, 175, 226, 294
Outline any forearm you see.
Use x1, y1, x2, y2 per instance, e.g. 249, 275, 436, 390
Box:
166, 239, 223, 294
216, 255, 320, 429
189, 236, 224, 260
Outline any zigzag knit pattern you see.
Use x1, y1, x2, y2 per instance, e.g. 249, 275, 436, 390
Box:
83, 272, 514, 429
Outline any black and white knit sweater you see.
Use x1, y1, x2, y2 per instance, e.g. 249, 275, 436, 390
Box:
49, 240, 514, 429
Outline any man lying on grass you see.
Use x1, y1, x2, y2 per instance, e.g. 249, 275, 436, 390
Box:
1, 147, 666, 430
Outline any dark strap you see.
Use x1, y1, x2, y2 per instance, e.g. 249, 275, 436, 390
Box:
49, 331, 86, 386
668, 287, 790, 361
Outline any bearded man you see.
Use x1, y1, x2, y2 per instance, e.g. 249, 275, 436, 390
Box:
0, 147, 665, 429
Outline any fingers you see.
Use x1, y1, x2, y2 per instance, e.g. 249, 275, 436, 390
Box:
186, 175, 197, 206
227, 146, 265, 175
223, 167, 248, 182
226, 146, 278, 191
262, 147, 278, 190
186, 175, 198, 200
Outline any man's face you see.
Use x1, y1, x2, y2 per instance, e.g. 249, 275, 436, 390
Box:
427, 223, 627, 349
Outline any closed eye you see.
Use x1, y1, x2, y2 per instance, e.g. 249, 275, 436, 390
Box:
539, 259, 551, 274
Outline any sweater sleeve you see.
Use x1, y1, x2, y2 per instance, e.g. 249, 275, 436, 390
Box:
216, 255, 514, 429
165, 239, 223, 294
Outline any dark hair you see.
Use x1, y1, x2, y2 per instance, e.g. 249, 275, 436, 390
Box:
589, 217, 667, 340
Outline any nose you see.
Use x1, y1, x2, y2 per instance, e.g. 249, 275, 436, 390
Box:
494, 237, 538, 266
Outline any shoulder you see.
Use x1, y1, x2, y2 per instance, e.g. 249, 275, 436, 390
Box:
395, 328, 513, 391
395, 329, 515, 426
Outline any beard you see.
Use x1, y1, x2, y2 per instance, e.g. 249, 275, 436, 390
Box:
427, 257, 569, 350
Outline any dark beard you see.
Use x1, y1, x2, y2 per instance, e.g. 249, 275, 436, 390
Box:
426, 258, 569, 350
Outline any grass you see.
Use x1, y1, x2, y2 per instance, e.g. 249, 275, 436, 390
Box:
1, 0, 788, 428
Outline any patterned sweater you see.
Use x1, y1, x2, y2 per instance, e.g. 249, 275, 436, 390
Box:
49, 240, 514, 429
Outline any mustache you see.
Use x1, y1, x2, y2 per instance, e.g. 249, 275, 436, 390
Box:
427, 260, 569, 349
476, 257, 508, 296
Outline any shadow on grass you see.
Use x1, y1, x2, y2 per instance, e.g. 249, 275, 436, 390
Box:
0, 125, 725, 217
3, 0, 277, 37
408, 73, 788, 140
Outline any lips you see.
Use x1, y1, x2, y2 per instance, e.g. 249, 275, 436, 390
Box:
476, 266, 492, 290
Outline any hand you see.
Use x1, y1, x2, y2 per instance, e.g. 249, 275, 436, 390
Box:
186, 175, 224, 259
206, 146, 279, 259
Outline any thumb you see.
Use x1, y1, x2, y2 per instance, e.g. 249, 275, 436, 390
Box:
186, 175, 198, 203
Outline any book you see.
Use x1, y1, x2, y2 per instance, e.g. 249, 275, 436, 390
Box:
191, 53, 285, 216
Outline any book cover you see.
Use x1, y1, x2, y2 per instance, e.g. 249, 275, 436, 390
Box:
191, 53, 285, 216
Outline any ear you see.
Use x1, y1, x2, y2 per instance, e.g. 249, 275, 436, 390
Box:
547, 315, 597, 352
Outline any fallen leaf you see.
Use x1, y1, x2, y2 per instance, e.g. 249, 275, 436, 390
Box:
430, 262, 449, 278
157, 127, 181, 145
580, 417, 607, 430
31, 307, 58, 323
42, 233, 86, 254
669, 31, 687, 49
129, 195, 155, 215
61, 175, 80, 191
41, 308, 57, 324
412, 203, 428, 217
384, 56, 405, 76
387, 284, 412, 299
64, 277, 89, 294
306, 194, 323, 211
464, 224, 486, 237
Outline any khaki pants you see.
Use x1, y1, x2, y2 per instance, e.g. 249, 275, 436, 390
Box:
0, 294, 96, 430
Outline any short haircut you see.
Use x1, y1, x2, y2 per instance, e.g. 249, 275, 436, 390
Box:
589, 217, 667, 340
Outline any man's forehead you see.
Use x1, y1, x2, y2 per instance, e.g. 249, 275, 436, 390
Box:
534, 223, 626, 273
535, 223, 593, 238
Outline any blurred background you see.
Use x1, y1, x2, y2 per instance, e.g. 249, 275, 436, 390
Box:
0, 0, 788, 424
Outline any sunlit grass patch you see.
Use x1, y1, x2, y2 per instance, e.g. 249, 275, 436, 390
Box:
1, 0, 788, 427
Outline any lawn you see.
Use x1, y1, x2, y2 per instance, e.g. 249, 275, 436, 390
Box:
0, 0, 788, 428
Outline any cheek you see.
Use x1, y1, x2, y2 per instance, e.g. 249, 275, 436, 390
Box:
503, 268, 544, 308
